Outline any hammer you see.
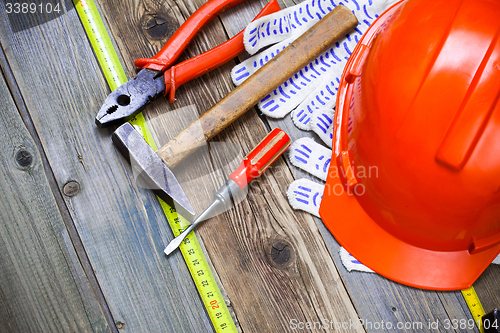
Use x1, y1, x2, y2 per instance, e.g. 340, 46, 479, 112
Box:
112, 6, 358, 220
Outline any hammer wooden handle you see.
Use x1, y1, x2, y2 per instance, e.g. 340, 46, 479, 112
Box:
157, 5, 358, 168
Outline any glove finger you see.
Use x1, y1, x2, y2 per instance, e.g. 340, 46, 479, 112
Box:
231, 37, 293, 86
287, 178, 324, 217
258, 24, 356, 118
291, 77, 337, 131
292, 104, 335, 148
256, 0, 401, 118
289, 137, 331, 181
309, 108, 335, 148
243, 0, 334, 55
339, 247, 374, 273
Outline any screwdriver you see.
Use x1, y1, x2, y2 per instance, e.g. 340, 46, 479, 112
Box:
165, 128, 291, 255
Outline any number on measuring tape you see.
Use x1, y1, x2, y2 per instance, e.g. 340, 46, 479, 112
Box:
75, 1, 238, 331
461, 286, 486, 333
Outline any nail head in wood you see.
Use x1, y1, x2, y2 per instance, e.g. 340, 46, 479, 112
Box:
63, 181, 80, 197
115, 321, 125, 329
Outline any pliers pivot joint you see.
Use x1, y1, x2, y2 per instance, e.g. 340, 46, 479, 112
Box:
96, 0, 281, 127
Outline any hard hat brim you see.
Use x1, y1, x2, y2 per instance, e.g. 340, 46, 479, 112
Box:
320, 172, 500, 290
320, 0, 500, 290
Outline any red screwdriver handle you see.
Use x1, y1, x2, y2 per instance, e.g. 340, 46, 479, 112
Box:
229, 129, 291, 189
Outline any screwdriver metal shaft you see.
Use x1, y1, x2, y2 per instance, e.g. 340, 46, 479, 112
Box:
164, 199, 222, 255
164, 128, 291, 255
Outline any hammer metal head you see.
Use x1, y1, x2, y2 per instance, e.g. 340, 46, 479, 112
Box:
112, 123, 195, 221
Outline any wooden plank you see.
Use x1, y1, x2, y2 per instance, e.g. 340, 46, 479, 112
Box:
0, 2, 214, 332
96, 0, 365, 331
266, 107, 480, 333
263, 117, 478, 333
143, 0, 500, 330
475, 265, 500, 314
0, 65, 109, 332
216, 1, 490, 332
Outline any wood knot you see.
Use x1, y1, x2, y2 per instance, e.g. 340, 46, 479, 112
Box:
140, 12, 178, 41
15, 148, 33, 168
266, 239, 294, 267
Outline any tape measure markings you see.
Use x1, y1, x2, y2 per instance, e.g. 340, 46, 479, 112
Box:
462, 286, 486, 333
74, 2, 237, 332
159, 200, 236, 332
74, 0, 126, 91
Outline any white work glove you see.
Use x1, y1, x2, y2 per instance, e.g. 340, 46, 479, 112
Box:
232, 0, 397, 145
286, 137, 376, 272
287, 137, 330, 217
232, 0, 399, 272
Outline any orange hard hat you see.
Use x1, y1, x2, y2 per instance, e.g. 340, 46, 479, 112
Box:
320, 0, 500, 290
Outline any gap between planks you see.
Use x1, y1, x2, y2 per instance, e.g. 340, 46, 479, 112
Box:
0, 35, 120, 333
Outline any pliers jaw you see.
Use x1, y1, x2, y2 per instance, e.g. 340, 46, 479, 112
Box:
95, 69, 165, 127
95, 0, 281, 128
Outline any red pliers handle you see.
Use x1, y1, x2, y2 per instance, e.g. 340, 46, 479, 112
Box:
96, 0, 280, 127
135, 0, 276, 72
135, 0, 281, 102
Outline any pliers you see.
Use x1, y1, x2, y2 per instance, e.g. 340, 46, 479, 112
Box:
96, 0, 281, 127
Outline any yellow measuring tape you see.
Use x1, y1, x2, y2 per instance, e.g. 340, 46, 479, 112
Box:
462, 286, 486, 333
74, 1, 237, 332
75, 3, 492, 333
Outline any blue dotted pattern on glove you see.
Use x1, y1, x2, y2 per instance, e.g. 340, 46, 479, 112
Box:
246, 0, 336, 48
238, 0, 381, 120
259, 47, 350, 114
293, 143, 312, 164
293, 142, 331, 175
292, 184, 323, 207
233, 44, 288, 83
314, 112, 333, 136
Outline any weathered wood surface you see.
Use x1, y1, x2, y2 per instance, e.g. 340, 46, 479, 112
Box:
476, 265, 500, 316
0, 0, 499, 332
95, 0, 365, 331
220, 1, 498, 333
0, 2, 214, 332
0, 60, 109, 331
